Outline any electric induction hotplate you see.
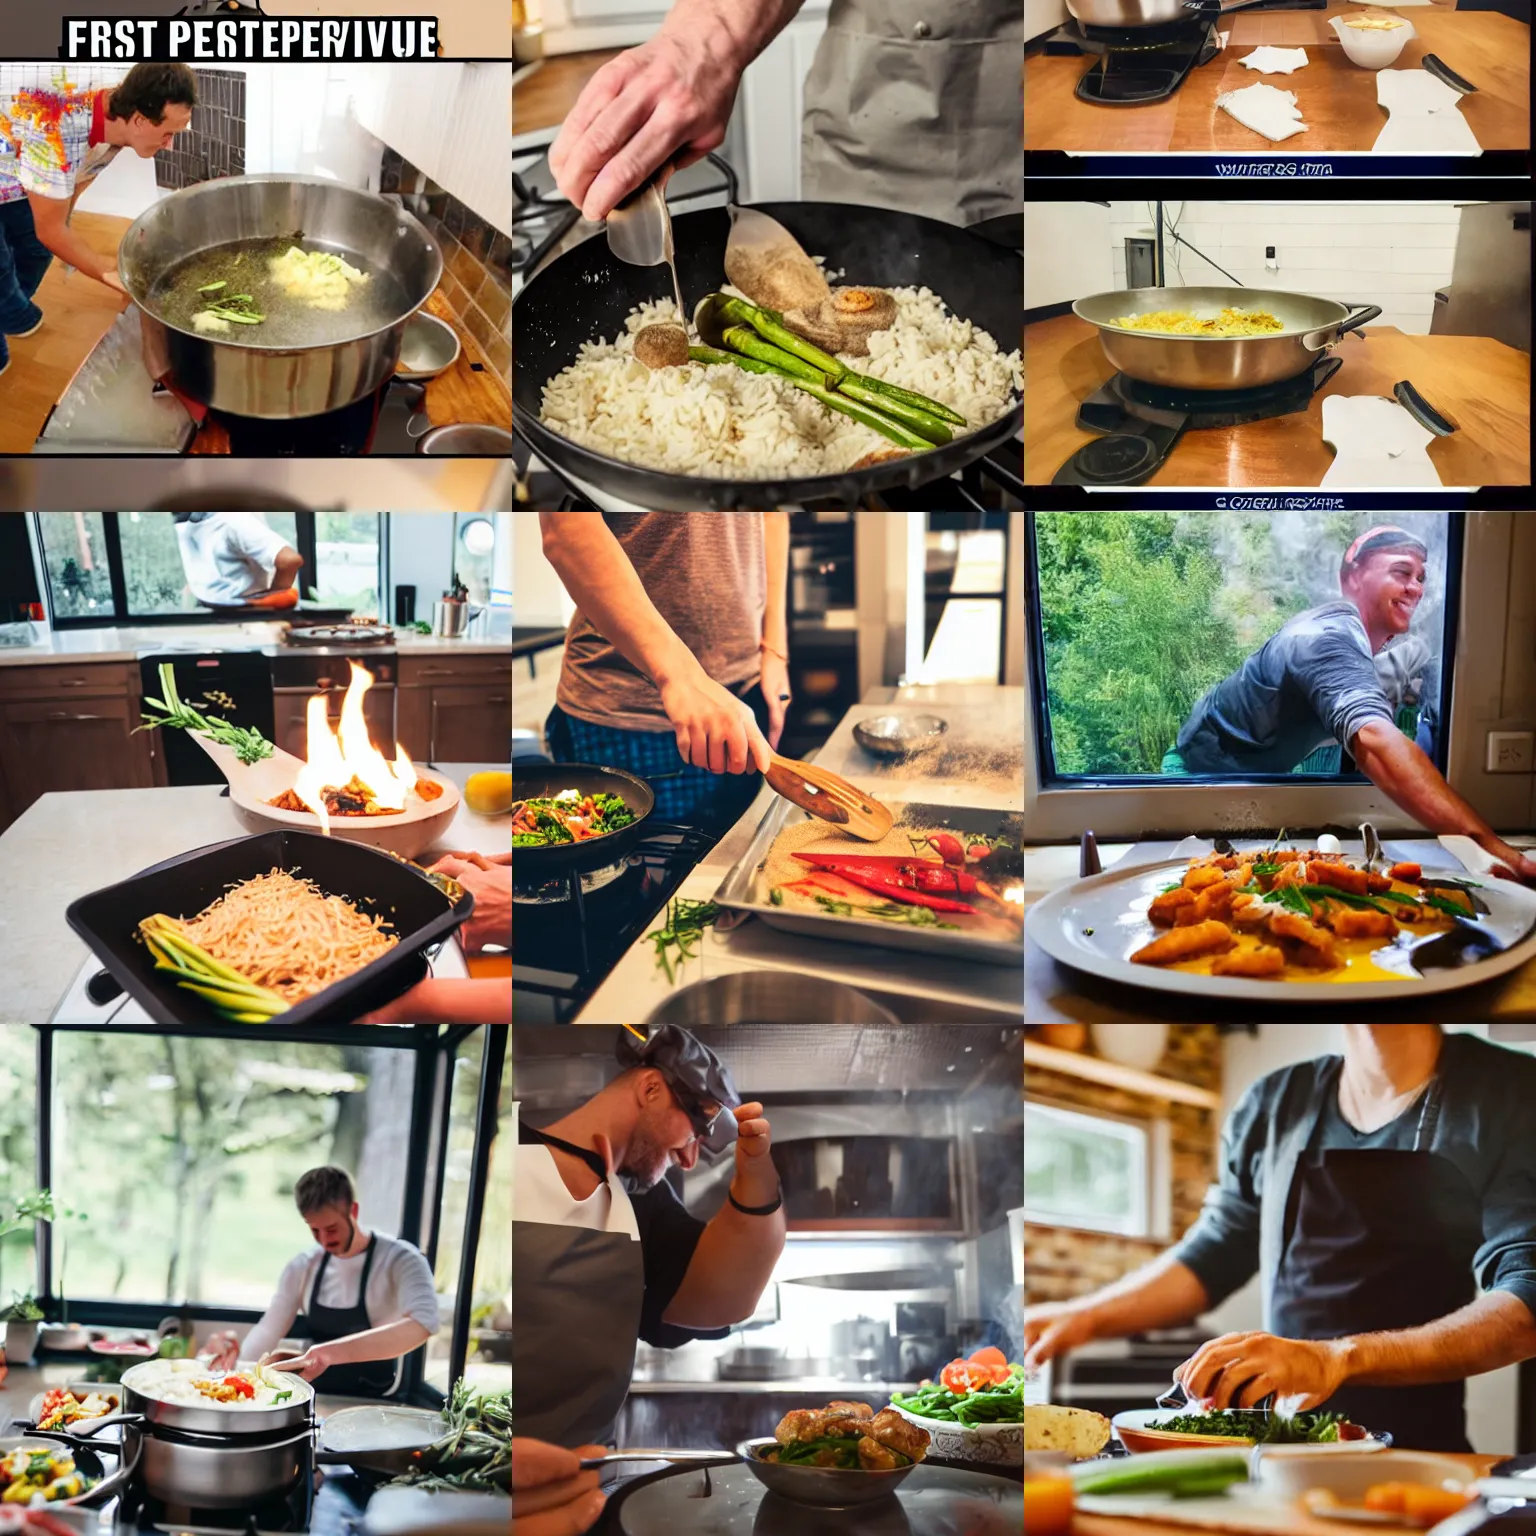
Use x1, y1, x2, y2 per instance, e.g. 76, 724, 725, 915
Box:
1048, 17, 1221, 104
1053, 356, 1342, 485
599, 1460, 1022, 1536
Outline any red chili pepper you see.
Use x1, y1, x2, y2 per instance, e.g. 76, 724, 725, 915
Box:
790, 853, 978, 913
927, 832, 966, 866
793, 852, 982, 897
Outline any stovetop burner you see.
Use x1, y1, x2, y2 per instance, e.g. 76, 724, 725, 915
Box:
1054, 356, 1341, 485
282, 623, 395, 647
1047, 16, 1220, 102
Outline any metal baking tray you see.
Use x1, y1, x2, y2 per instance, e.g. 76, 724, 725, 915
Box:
712, 797, 1022, 968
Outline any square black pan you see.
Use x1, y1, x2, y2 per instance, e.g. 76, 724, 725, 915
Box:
65, 831, 475, 1025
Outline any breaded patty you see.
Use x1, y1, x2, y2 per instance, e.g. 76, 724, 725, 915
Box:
1131, 919, 1234, 965
1211, 945, 1286, 977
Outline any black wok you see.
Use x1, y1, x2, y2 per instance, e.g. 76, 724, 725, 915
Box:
514, 202, 1022, 510
513, 764, 656, 876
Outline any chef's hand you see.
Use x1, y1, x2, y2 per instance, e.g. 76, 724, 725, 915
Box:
658, 667, 773, 775
1480, 835, 1536, 886
1024, 1301, 1098, 1372
729, 1100, 778, 1205
513, 1439, 607, 1536
1176, 1330, 1347, 1412
205, 1329, 241, 1371
430, 853, 511, 954
759, 651, 791, 753
261, 1345, 332, 1383
101, 269, 127, 295
354, 977, 512, 1026
549, 14, 745, 223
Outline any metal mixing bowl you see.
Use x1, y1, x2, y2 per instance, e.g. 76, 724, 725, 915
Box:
736, 1436, 917, 1507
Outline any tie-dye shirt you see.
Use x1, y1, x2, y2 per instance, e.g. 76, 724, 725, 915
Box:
0, 86, 120, 206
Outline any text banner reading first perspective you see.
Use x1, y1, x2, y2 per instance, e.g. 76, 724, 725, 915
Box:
62, 18, 440, 60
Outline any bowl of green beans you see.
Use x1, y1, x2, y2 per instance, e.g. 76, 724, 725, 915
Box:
889, 1364, 1025, 1466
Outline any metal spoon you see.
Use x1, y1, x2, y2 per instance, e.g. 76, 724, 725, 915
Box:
578, 1449, 737, 1469
606, 161, 686, 325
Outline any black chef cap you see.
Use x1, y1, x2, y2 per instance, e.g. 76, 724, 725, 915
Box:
615, 1025, 740, 1155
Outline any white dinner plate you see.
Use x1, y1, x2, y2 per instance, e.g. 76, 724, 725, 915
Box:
1025, 847, 1536, 1005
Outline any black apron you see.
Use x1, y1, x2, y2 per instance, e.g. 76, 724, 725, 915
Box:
303, 1234, 398, 1398
512, 1113, 646, 1447
1271, 1070, 1480, 1452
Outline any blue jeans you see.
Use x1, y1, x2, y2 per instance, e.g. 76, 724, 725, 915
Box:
545, 682, 773, 839
0, 198, 53, 371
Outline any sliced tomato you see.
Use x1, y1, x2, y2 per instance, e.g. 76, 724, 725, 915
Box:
968, 1346, 1008, 1369
939, 1360, 991, 1394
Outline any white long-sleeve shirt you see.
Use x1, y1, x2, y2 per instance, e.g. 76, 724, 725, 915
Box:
241, 1232, 440, 1362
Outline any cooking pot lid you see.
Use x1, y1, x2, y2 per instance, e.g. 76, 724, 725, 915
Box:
609, 1461, 1021, 1534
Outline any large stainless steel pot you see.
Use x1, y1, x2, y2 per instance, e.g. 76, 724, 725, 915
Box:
121, 1420, 312, 1509
120, 1357, 315, 1434
1073, 285, 1383, 390
119, 175, 442, 419
1067, 0, 1276, 29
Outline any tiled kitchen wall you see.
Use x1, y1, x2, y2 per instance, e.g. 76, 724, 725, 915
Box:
1023, 1026, 1222, 1306
155, 68, 245, 190
1108, 201, 1463, 335
382, 146, 512, 388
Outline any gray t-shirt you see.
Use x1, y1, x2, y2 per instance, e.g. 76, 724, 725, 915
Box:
1175, 601, 1397, 773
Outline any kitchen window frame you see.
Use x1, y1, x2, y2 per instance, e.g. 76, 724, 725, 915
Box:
1024, 1095, 1165, 1241
31, 513, 379, 631
26, 1023, 506, 1399
1024, 511, 1468, 841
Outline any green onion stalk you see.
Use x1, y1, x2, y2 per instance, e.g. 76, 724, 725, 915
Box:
137, 661, 275, 764
139, 914, 290, 1022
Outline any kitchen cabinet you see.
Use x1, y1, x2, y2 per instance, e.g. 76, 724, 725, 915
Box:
397, 654, 511, 763
0, 663, 156, 821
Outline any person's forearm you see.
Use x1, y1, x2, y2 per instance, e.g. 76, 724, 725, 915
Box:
32, 209, 116, 286
1352, 722, 1500, 843
664, 1204, 787, 1329
242, 1310, 295, 1363
1333, 1291, 1536, 1388
318, 1318, 432, 1366
1071, 1253, 1212, 1339
762, 512, 789, 655
540, 513, 699, 688
270, 550, 302, 591
661, 0, 808, 70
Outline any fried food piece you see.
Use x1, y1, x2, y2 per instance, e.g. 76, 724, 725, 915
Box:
1228, 863, 1255, 889
866, 1409, 930, 1461
1269, 848, 1305, 863
1307, 861, 1370, 897
1389, 862, 1423, 883
1286, 940, 1342, 970
1190, 884, 1234, 923
1149, 887, 1198, 927
1269, 910, 1341, 967
775, 1409, 824, 1445
1131, 920, 1235, 966
1271, 861, 1308, 889
1183, 865, 1226, 892
1230, 893, 1270, 926
1211, 945, 1286, 977
1330, 907, 1398, 940
827, 1401, 874, 1419
858, 1436, 903, 1471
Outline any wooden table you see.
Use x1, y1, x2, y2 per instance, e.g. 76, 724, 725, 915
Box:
1022, 313, 1531, 484
1025, 4, 1530, 152
513, 48, 627, 134
1073, 1457, 1502, 1536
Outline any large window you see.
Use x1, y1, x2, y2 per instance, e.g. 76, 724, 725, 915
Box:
1029, 512, 1460, 784
34, 513, 383, 628
50, 1035, 410, 1308
0, 1033, 39, 1315
1024, 1101, 1153, 1238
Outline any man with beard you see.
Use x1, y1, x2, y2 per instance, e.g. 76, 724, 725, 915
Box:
512, 1027, 784, 1533
1162, 526, 1535, 884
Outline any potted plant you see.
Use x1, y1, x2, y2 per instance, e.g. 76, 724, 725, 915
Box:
4, 1291, 43, 1365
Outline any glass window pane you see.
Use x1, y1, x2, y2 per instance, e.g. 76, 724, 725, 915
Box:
0, 1033, 39, 1313
1032, 511, 1455, 779
315, 512, 382, 616
426, 1030, 510, 1395
36, 513, 115, 622
452, 516, 495, 606
117, 512, 298, 617
51, 1036, 409, 1307
1024, 1102, 1146, 1235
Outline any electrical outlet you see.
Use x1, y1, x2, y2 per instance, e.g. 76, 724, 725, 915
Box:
1486, 730, 1535, 773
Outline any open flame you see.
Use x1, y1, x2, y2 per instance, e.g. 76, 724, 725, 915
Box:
293, 661, 418, 835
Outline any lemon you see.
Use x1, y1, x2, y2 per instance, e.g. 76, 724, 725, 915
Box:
465, 771, 514, 816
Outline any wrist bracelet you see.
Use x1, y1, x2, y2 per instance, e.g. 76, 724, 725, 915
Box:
759, 640, 789, 662
728, 1185, 783, 1216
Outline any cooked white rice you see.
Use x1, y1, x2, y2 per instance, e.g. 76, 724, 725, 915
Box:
538, 287, 1021, 479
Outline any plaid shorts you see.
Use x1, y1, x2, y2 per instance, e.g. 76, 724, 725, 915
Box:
545, 683, 770, 835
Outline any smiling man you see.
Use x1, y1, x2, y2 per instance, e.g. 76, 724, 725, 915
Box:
1161, 525, 1535, 883
1026, 1025, 1536, 1453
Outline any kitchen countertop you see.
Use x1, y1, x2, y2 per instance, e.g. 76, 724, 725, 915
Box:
0, 762, 510, 1025
0, 621, 511, 666
1025, 837, 1536, 1022
1024, 315, 1532, 485
1025, 3, 1529, 152
573, 685, 1024, 1025
513, 48, 627, 135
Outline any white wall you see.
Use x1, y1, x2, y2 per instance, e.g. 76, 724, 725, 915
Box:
1104, 201, 1465, 336
1025, 201, 1113, 310
1202, 1026, 1526, 1456
511, 514, 575, 630
390, 512, 456, 617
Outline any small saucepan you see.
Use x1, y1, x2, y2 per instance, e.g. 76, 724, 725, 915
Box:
1069, 0, 1295, 29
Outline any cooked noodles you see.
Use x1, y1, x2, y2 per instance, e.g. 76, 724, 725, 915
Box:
1109, 308, 1284, 337
167, 868, 398, 1003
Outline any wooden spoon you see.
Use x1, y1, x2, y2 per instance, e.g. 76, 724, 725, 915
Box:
764, 754, 893, 841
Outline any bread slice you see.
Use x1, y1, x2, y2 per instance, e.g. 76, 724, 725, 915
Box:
1024, 1403, 1113, 1459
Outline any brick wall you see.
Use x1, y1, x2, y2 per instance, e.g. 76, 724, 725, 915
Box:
1024, 1026, 1222, 1306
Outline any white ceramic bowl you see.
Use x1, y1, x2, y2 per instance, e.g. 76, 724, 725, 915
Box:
1330, 13, 1415, 67
1255, 1448, 1467, 1500
888, 1403, 1024, 1467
